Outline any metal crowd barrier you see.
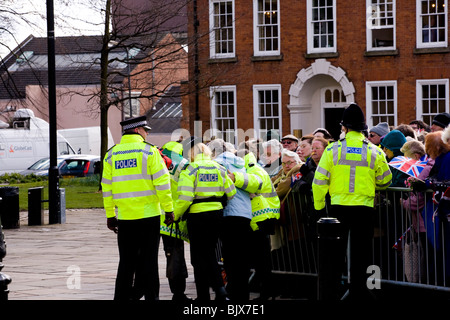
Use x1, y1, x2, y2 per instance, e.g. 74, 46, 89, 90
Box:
270, 187, 450, 293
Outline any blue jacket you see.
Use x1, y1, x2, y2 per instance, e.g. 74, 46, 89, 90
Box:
214, 152, 252, 219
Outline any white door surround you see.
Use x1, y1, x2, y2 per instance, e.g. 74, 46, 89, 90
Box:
287, 59, 355, 136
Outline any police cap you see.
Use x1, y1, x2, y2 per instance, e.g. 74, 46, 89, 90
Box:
120, 116, 151, 131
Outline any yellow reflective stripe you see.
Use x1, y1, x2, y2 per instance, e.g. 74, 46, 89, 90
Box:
106, 148, 114, 166
255, 175, 263, 190
113, 190, 156, 199
178, 185, 195, 192
224, 185, 235, 194
179, 194, 194, 201
313, 177, 329, 186
102, 177, 112, 185
241, 173, 250, 189
141, 143, 152, 176
260, 191, 278, 198
377, 169, 391, 180
151, 167, 168, 180
195, 186, 224, 193
155, 184, 170, 191
316, 166, 330, 178
377, 181, 391, 188
112, 174, 143, 182
370, 147, 377, 169
102, 191, 112, 197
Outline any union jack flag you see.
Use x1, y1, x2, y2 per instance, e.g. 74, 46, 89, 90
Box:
388, 156, 428, 178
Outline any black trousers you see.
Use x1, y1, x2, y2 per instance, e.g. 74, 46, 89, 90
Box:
114, 216, 160, 300
220, 216, 252, 301
186, 211, 224, 301
249, 223, 274, 299
331, 205, 375, 297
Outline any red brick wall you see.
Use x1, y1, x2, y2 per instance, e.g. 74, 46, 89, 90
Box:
185, 0, 450, 136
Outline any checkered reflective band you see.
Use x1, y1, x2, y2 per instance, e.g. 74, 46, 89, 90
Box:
122, 120, 148, 131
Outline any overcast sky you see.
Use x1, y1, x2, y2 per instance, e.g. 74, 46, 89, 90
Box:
1, 0, 105, 58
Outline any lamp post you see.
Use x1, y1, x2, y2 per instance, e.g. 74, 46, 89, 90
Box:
47, 0, 61, 224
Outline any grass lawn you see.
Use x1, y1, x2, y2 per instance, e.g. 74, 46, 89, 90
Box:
5, 175, 104, 211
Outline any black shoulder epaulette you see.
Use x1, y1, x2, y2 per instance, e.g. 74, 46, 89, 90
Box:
144, 141, 156, 147
106, 145, 116, 153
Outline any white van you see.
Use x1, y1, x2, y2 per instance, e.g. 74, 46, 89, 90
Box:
0, 109, 75, 174
58, 126, 114, 155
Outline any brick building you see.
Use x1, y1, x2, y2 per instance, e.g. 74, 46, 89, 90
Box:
183, 0, 450, 142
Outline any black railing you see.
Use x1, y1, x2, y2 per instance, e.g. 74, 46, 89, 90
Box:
271, 187, 450, 293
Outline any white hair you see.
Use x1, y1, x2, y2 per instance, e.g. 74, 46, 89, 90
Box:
208, 138, 236, 158
263, 139, 282, 154
442, 125, 450, 145
282, 149, 301, 164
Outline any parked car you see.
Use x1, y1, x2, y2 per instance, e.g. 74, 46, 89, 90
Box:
20, 155, 101, 177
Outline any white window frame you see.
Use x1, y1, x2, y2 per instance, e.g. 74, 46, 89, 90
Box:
416, 79, 449, 126
124, 91, 141, 119
210, 85, 238, 143
209, 0, 236, 59
253, 84, 282, 139
366, 0, 396, 51
253, 0, 281, 56
306, 0, 337, 54
416, 0, 448, 49
365, 81, 398, 127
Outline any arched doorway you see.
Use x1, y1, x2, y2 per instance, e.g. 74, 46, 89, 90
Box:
322, 87, 347, 141
287, 59, 355, 137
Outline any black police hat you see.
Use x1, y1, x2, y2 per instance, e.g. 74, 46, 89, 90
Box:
120, 116, 151, 131
340, 103, 368, 131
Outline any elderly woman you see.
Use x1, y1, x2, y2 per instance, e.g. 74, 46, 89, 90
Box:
261, 139, 283, 178
272, 149, 303, 200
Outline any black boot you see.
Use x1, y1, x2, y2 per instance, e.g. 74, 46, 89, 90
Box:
215, 286, 229, 301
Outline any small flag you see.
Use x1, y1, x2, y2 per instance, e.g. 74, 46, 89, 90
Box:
388, 156, 428, 178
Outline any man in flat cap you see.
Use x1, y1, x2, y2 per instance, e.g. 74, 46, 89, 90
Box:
101, 115, 174, 300
281, 134, 299, 152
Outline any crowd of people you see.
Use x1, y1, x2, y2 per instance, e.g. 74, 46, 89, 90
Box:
101, 108, 450, 301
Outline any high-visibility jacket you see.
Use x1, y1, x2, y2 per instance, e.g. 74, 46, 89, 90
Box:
174, 153, 236, 221
163, 141, 183, 156
101, 134, 173, 220
233, 152, 280, 231
160, 147, 190, 242
312, 131, 392, 210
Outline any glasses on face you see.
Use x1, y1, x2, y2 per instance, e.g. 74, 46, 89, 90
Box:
282, 140, 292, 145
282, 160, 295, 166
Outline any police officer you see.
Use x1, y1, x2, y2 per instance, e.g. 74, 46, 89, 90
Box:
174, 137, 236, 301
312, 103, 392, 300
159, 141, 191, 302
101, 116, 174, 300
232, 140, 281, 300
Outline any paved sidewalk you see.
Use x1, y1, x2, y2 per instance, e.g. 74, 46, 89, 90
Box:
1, 209, 197, 300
